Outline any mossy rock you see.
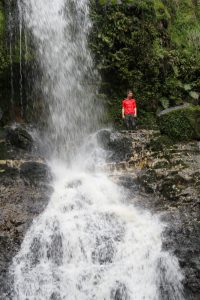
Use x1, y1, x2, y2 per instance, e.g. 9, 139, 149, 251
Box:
149, 134, 173, 151
158, 104, 200, 141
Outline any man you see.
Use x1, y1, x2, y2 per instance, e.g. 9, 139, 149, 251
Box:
122, 90, 137, 130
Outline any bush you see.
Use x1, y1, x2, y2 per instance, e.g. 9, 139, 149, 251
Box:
158, 105, 200, 141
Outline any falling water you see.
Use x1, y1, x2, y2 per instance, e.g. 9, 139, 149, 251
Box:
17, 0, 101, 161
11, 1, 184, 299
24, 29, 29, 115
17, 0, 23, 117
11, 162, 184, 300
8, 0, 14, 112
24, 31, 28, 60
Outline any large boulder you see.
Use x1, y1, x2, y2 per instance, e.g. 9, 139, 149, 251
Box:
0, 108, 3, 121
20, 161, 52, 186
158, 104, 200, 141
96, 129, 133, 162
6, 126, 34, 150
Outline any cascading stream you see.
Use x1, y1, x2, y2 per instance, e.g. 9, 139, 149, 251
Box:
12, 161, 184, 300
11, 1, 184, 299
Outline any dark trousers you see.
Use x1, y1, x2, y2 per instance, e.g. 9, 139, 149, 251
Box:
124, 114, 136, 129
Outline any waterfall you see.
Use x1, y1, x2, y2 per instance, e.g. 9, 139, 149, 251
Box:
17, 0, 101, 161
17, 0, 23, 117
11, 1, 184, 299
8, 0, 14, 113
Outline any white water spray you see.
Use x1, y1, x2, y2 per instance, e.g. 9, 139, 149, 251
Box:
17, 0, 23, 117
8, 0, 14, 111
18, 0, 101, 160
11, 1, 184, 299
12, 164, 184, 300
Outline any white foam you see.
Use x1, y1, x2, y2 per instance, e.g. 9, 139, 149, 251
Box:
11, 165, 184, 300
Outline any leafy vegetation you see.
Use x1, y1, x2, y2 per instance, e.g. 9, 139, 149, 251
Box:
0, 0, 199, 136
0, 1, 9, 75
159, 104, 200, 141
90, 0, 200, 127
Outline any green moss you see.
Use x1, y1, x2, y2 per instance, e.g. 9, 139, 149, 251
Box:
0, 3, 5, 36
153, 0, 171, 20
159, 105, 200, 141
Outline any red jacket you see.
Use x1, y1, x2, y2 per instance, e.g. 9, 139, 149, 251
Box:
122, 98, 137, 115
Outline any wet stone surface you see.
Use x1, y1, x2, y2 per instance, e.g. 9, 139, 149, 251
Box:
106, 129, 200, 300
0, 125, 52, 299
0, 126, 200, 299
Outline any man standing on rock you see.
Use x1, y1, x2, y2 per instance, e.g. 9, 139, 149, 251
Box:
122, 90, 137, 130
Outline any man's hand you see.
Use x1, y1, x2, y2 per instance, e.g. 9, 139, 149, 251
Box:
122, 115, 125, 119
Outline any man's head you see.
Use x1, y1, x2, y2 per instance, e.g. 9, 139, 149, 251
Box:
127, 90, 133, 99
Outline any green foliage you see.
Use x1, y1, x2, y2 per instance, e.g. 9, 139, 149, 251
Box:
137, 111, 158, 129
0, 1, 32, 77
107, 97, 124, 128
0, 3, 5, 35
160, 97, 169, 109
0, 2, 9, 75
90, 0, 200, 124
107, 95, 158, 129
90, 1, 158, 101
159, 105, 200, 141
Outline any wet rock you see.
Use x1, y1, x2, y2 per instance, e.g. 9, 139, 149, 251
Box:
6, 126, 33, 150
148, 135, 173, 152
47, 233, 63, 266
111, 282, 129, 300
0, 133, 52, 298
67, 179, 82, 188
97, 129, 133, 162
92, 236, 114, 265
108, 132, 133, 162
20, 161, 52, 186
0, 108, 3, 121
0, 142, 7, 160
108, 129, 200, 299
50, 292, 62, 300
97, 129, 111, 149
0, 127, 200, 299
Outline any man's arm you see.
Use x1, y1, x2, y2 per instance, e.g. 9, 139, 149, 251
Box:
134, 107, 137, 117
122, 100, 125, 119
134, 101, 137, 117
122, 107, 125, 119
